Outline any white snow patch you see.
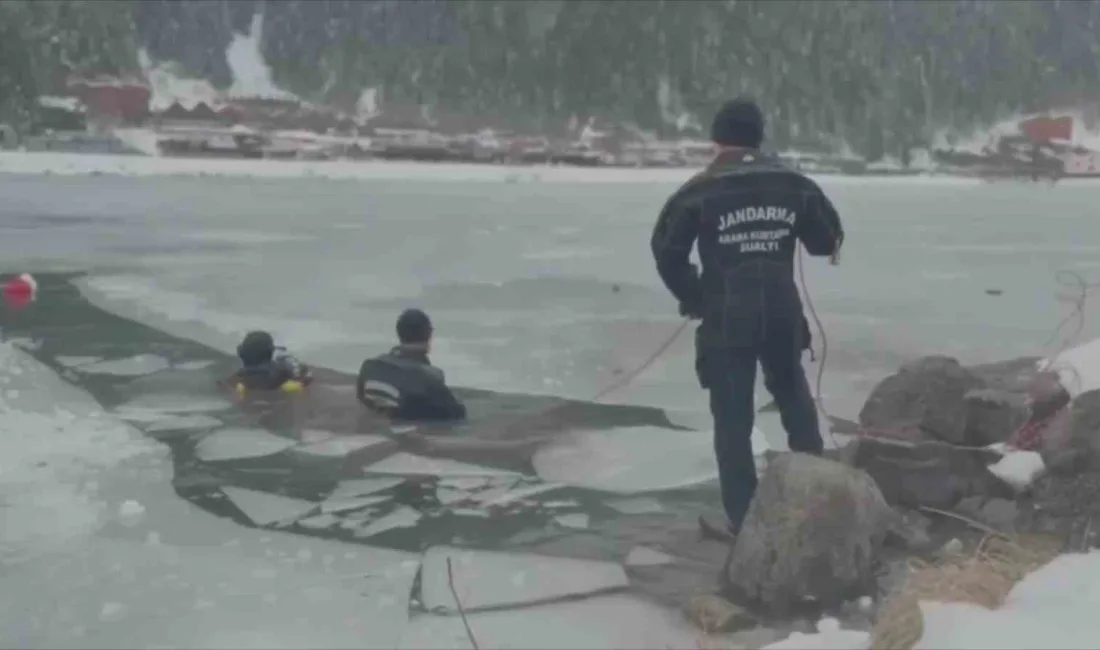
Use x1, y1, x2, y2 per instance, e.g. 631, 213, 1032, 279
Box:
365, 452, 523, 479
399, 593, 700, 650
420, 546, 629, 613
989, 450, 1046, 491
138, 49, 225, 112
112, 128, 161, 156
226, 13, 298, 102
1046, 335, 1100, 396
624, 546, 674, 568
220, 486, 317, 527
764, 617, 869, 649
532, 426, 717, 494
916, 550, 1100, 649
78, 354, 171, 377
0, 151, 983, 186
0, 343, 154, 564
194, 427, 297, 462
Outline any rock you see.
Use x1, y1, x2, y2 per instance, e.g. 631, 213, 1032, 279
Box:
964, 388, 1031, 445
725, 453, 893, 614
859, 356, 983, 444
851, 436, 1006, 509
885, 509, 933, 552
977, 498, 1019, 532
684, 593, 757, 633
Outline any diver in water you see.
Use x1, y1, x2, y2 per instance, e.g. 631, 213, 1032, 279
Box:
356, 308, 467, 422
651, 98, 844, 536
228, 330, 312, 394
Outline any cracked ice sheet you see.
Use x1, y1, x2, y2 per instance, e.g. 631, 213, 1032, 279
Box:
0, 343, 154, 563
77, 354, 171, 377
328, 477, 405, 499
195, 427, 298, 462
0, 533, 420, 649
532, 426, 718, 494
399, 593, 700, 650
420, 546, 629, 613
365, 452, 523, 479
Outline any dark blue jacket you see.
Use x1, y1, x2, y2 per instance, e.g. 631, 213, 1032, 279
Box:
356, 345, 467, 421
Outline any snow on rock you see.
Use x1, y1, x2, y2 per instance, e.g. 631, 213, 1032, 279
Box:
220, 486, 317, 527
916, 550, 1100, 649
399, 594, 701, 650
1047, 336, 1100, 397
419, 546, 629, 613
139, 49, 224, 112
532, 426, 717, 494
194, 427, 297, 462
78, 354, 171, 377
989, 450, 1046, 491
365, 452, 523, 479
0, 342, 154, 563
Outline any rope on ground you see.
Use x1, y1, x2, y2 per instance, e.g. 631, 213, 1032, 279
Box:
447, 556, 480, 650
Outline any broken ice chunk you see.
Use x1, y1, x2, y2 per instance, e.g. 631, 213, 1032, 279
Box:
174, 360, 217, 371
294, 433, 392, 458
365, 452, 521, 479
471, 482, 564, 508
221, 486, 317, 527
605, 497, 664, 515
55, 355, 101, 368
320, 494, 390, 515
144, 414, 222, 433
352, 506, 423, 539
420, 547, 629, 613
328, 477, 405, 500
195, 427, 297, 462
115, 393, 233, 417
79, 354, 171, 377
555, 513, 589, 530
297, 514, 341, 530
625, 546, 675, 567
532, 427, 718, 494
437, 477, 494, 491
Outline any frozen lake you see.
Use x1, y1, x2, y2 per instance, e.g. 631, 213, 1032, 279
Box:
2, 167, 1099, 648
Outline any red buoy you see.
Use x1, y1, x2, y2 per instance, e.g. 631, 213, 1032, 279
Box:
3, 273, 38, 312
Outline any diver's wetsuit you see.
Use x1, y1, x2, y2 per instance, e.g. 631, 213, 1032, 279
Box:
356, 345, 467, 422
651, 147, 844, 532
232, 348, 311, 391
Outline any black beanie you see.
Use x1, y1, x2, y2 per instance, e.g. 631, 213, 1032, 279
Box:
238, 330, 275, 367
710, 98, 765, 148
396, 308, 433, 344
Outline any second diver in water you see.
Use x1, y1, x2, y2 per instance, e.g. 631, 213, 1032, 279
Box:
356, 308, 468, 422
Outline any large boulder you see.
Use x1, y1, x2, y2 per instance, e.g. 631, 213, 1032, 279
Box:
965, 357, 1069, 445
859, 356, 984, 445
725, 453, 893, 614
850, 436, 1008, 509
1036, 389, 1100, 473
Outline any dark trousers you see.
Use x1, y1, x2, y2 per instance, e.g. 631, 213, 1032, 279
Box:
701, 329, 823, 531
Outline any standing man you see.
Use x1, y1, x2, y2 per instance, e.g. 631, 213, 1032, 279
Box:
650, 98, 844, 536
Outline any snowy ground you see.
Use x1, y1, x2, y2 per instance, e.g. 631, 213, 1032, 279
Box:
5, 160, 1100, 647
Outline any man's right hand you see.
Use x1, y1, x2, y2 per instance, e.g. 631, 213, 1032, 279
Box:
679, 301, 703, 320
